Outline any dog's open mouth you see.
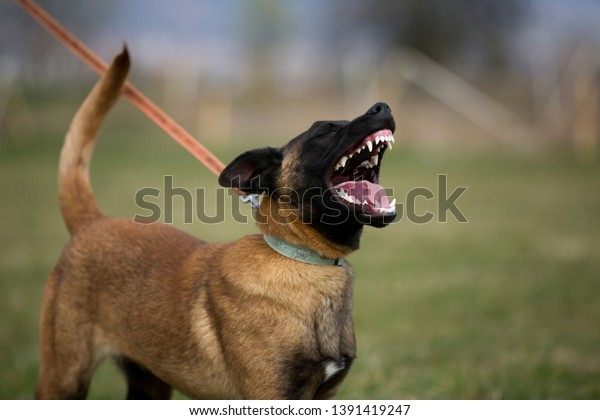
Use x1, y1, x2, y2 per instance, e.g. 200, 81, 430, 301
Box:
329, 129, 396, 215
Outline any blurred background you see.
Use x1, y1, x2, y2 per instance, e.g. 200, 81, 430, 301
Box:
1, 0, 599, 399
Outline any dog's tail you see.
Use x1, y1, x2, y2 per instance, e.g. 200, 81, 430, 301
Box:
59, 48, 130, 235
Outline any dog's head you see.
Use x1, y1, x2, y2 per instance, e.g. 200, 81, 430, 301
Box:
219, 102, 396, 250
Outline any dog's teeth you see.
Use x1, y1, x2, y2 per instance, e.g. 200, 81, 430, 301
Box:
354, 198, 360, 204
366, 140, 373, 152
363, 200, 368, 205
387, 140, 393, 150
379, 206, 395, 214
342, 194, 353, 203
371, 154, 379, 166
390, 135, 395, 144
374, 197, 396, 213
348, 153, 354, 159
339, 156, 348, 167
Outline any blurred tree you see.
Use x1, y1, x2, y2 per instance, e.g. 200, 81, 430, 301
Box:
2, 0, 117, 83
335, 0, 529, 75
239, 0, 293, 96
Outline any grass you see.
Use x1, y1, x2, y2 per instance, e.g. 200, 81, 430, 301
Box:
1, 103, 599, 399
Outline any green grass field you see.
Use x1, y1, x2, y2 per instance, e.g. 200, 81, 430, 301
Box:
1, 103, 599, 399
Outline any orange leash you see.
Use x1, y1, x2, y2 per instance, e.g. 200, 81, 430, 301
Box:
16, 0, 226, 179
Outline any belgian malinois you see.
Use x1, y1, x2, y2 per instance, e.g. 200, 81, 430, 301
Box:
36, 49, 396, 399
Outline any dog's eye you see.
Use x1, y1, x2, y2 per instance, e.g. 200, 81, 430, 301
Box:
309, 121, 347, 139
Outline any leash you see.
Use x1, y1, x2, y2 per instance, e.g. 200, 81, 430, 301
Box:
16, 0, 259, 206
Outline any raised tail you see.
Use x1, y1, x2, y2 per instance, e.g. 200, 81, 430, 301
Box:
59, 48, 130, 235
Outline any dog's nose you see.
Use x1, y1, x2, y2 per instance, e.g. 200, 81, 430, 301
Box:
366, 102, 392, 117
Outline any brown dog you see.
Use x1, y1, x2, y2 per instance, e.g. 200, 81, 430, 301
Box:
36, 49, 396, 399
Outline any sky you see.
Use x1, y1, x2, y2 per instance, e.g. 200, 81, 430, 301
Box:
3, 0, 600, 87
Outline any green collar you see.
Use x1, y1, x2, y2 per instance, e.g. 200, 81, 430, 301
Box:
263, 235, 344, 266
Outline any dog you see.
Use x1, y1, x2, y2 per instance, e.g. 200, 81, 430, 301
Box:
35, 49, 396, 400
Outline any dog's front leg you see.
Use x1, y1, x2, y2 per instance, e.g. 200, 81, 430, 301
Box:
230, 354, 325, 400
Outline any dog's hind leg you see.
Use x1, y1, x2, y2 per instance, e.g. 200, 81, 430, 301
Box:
117, 357, 172, 400
35, 268, 97, 399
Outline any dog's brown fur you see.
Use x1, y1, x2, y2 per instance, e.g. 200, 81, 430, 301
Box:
37, 48, 395, 399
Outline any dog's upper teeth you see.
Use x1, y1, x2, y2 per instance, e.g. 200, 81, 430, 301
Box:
335, 132, 393, 173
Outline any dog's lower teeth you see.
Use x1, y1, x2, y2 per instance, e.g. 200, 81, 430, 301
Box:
338, 192, 355, 203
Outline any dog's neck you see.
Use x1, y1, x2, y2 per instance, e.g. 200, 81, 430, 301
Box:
255, 196, 358, 259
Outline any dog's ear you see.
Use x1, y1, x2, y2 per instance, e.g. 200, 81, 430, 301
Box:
218, 147, 283, 194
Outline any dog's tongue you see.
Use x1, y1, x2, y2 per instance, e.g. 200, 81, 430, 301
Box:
334, 180, 390, 210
